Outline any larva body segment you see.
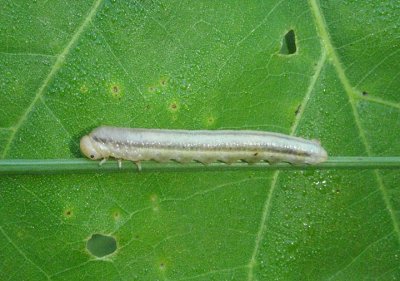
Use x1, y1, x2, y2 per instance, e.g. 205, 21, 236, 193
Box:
80, 126, 328, 166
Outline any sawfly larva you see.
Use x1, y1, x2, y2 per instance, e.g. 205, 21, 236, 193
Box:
80, 126, 328, 170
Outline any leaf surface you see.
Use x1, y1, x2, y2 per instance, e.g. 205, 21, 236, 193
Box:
1, 0, 399, 280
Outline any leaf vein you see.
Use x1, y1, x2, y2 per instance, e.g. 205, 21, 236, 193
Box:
359, 93, 400, 110
0, 226, 51, 280
308, 0, 400, 245
1, 0, 104, 158
91, 22, 145, 99
355, 48, 400, 88
0, 51, 57, 58
246, 49, 327, 281
40, 98, 73, 139
327, 231, 395, 280
216, 0, 285, 81
177, 265, 248, 281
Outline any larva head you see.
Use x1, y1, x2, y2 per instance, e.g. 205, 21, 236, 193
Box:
80, 135, 102, 160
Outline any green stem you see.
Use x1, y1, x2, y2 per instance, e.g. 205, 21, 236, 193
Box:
0, 157, 399, 175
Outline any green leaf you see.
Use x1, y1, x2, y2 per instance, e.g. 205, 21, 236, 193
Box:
1, 0, 399, 280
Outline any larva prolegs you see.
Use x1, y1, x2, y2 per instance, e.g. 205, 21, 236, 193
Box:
173, 155, 192, 163
135, 161, 142, 172
195, 158, 215, 165
99, 158, 123, 169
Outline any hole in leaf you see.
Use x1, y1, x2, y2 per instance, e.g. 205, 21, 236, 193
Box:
280, 29, 296, 55
362, 91, 368, 96
86, 234, 117, 258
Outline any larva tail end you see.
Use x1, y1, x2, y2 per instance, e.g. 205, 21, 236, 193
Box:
319, 147, 328, 163
311, 139, 321, 145
309, 147, 328, 164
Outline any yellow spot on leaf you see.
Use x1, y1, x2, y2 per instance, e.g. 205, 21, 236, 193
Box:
110, 83, 123, 98
80, 85, 88, 94
112, 210, 121, 220
169, 101, 179, 112
206, 115, 216, 126
63, 208, 73, 218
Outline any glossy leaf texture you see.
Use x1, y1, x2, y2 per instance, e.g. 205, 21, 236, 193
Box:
1, 1, 399, 280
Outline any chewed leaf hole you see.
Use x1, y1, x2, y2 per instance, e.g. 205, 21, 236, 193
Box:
280, 29, 297, 55
86, 233, 117, 258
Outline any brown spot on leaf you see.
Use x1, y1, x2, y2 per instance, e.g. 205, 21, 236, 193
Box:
64, 209, 73, 218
